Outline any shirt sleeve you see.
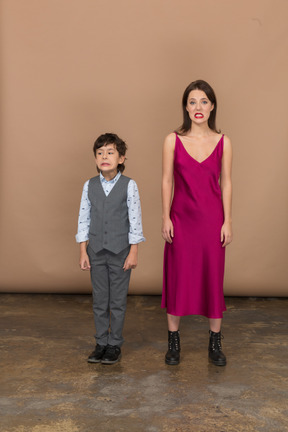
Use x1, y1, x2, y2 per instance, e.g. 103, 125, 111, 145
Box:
75, 180, 91, 243
127, 179, 146, 244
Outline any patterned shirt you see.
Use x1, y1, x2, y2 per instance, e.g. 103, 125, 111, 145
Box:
76, 172, 145, 244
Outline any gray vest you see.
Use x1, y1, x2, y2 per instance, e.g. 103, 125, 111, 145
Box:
88, 175, 130, 254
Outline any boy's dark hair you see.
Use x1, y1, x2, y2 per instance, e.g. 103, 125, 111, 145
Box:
93, 133, 127, 173
176, 79, 220, 135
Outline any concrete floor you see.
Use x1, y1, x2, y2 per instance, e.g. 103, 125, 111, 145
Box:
0, 294, 287, 432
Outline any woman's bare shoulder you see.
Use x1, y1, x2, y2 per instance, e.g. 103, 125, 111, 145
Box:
223, 134, 232, 148
163, 132, 177, 149
223, 134, 231, 144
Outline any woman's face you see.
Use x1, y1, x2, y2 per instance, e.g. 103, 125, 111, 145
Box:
186, 89, 214, 124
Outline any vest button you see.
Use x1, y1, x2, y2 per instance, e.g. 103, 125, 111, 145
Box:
104, 231, 107, 234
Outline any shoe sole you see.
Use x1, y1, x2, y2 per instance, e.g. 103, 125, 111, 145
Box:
101, 354, 122, 365
209, 357, 226, 366
87, 358, 102, 363
165, 359, 180, 365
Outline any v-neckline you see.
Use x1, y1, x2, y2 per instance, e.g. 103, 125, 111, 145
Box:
176, 133, 223, 165
98, 173, 121, 198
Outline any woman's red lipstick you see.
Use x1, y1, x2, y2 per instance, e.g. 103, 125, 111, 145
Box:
194, 113, 204, 118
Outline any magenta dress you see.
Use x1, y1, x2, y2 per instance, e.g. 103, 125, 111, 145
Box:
161, 133, 226, 318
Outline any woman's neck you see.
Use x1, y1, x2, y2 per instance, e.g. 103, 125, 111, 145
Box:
186, 122, 212, 138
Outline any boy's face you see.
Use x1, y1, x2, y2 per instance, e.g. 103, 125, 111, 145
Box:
95, 144, 125, 178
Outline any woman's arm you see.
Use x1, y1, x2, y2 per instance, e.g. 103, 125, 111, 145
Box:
220, 135, 233, 247
162, 133, 176, 243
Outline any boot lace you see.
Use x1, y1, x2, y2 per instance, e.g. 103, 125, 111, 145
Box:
211, 333, 224, 352
168, 333, 180, 351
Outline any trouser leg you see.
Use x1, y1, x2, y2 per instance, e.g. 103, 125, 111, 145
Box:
107, 247, 131, 347
87, 247, 110, 346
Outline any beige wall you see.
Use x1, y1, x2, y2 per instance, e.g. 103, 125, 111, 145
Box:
0, 0, 287, 295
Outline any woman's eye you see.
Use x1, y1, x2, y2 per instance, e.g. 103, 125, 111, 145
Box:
202, 101, 208, 104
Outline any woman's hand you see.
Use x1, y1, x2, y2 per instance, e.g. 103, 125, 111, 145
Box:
162, 218, 174, 243
221, 221, 233, 247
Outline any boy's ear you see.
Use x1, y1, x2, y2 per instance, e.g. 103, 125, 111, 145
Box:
119, 155, 125, 164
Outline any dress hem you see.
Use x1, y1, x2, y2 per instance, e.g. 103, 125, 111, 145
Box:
161, 305, 226, 319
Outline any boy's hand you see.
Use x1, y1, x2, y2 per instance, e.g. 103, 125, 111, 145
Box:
79, 242, 91, 270
123, 245, 138, 271
79, 252, 91, 270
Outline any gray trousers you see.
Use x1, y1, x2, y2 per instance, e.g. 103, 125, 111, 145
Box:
87, 245, 131, 347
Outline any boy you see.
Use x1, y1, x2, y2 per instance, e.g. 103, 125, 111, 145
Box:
76, 133, 145, 364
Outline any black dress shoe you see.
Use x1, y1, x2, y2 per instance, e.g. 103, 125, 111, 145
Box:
87, 344, 107, 363
101, 345, 121, 364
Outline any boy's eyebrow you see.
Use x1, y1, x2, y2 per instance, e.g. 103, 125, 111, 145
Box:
96, 147, 115, 153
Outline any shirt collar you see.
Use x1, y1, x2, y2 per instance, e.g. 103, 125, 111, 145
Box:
100, 171, 121, 184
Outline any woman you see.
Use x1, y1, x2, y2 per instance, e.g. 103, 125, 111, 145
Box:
161, 80, 232, 366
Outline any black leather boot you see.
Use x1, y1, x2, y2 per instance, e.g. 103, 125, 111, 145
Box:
208, 330, 226, 366
165, 330, 180, 365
